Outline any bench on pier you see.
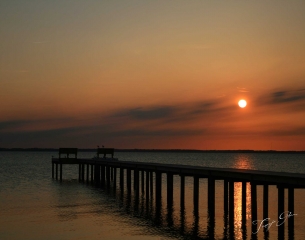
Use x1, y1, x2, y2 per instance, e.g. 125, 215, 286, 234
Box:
59, 148, 78, 159
97, 148, 114, 158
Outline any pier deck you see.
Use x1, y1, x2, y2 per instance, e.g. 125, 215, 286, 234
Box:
52, 156, 305, 239
52, 157, 305, 187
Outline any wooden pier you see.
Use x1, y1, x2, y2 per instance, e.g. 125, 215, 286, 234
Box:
52, 149, 305, 239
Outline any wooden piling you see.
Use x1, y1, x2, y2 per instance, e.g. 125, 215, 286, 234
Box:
263, 184, 269, 220
113, 167, 117, 188
120, 168, 124, 190
141, 171, 145, 194
100, 165, 105, 187
86, 164, 89, 183
95, 165, 100, 185
167, 173, 174, 207
229, 181, 234, 225
224, 180, 228, 215
180, 175, 185, 209
278, 185, 285, 238
150, 171, 153, 197
134, 169, 139, 199
59, 164, 62, 181
193, 176, 199, 214
288, 187, 294, 238
145, 171, 150, 200
208, 177, 215, 220
106, 166, 110, 187
52, 163, 54, 178
127, 168, 131, 195
251, 182, 257, 221
81, 164, 84, 182
110, 167, 114, 181
155, 171, 162, 208
91, 164, 94, 182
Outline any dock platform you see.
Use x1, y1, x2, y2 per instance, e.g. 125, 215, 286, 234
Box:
52, 150, 305, 239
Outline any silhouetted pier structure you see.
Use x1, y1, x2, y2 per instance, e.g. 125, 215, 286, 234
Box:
52, 148, 305, 239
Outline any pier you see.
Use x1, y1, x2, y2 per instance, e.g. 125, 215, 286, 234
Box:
52, 149, 305, 239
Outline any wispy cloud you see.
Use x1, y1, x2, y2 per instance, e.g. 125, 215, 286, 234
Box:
1, 87, 305, 148
255, 88, 305, 112
270, 89, 305, 104
237, 87, 249, 93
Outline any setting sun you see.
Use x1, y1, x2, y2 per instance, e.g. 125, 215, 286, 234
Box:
238, 99, 247, 108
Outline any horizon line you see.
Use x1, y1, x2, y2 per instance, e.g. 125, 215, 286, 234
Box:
1, 147, 305, 153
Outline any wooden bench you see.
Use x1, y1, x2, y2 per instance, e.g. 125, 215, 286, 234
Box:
59, 148, 78, 159
97, 148, 114, 158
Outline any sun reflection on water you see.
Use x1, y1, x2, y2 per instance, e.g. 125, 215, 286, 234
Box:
232, 154, 253, 239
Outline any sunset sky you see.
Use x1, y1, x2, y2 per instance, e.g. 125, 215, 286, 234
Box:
1, 1, 305, 150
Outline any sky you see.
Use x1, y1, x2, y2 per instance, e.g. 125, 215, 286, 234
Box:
1, 0, 305, 150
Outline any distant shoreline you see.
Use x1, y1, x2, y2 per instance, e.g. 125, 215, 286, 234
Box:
0, 148, 305, 154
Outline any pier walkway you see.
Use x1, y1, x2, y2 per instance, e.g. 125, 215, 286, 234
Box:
52, 150, 305, 239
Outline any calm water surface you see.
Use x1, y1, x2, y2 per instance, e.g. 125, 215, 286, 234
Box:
0, 151, 304, 240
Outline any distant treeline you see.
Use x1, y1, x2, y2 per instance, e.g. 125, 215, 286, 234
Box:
0, 148, 305, 154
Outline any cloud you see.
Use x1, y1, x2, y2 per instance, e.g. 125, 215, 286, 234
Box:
111, 98, 236, 126
0, 117, 78, 132
114, 106, 176, 120
2, 87, 305, 148
258, 88, 305, 106
109, 128, 205, 137
237, 87, 249, 93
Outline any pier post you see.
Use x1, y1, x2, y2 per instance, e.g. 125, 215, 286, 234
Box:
52, 163, 54, 178
110, 167, 113, 181
288, 187, 294, 238
86, 164, 89, 183
134, 169, 139, 199
95, 164, 100, 185
229, 181, 234, 226
167, 173, 173, 207
224, 180, 228, 215
56, 163, 58, 180
278, 185, 285, 238
263, 184, 269, 220
106, 165, 110, 188
113, 167, 117, 189
150, 171, 153, 198
120, 168, 124, 191
155, 171, 162, 209
180, 175, 185, 210
60, 163, 62, 181
208, 177, 215, 239
193, 176, 199, 214
127, 168, 131, 195
81, 164, 85, 182
141, 171, 145, 194
208, 177, 215, 221
146, 171, 150, 202
78, 164, 81, 181
100, 165, 105, 187
251, 182, 258, 236
91, 164, 94, 182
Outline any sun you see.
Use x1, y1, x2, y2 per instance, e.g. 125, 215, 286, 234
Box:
238, 99, 247, 108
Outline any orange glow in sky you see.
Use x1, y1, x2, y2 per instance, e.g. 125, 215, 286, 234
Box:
1, 1, 305, 150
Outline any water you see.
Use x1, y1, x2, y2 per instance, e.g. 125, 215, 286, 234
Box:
0, 151, 305, 240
